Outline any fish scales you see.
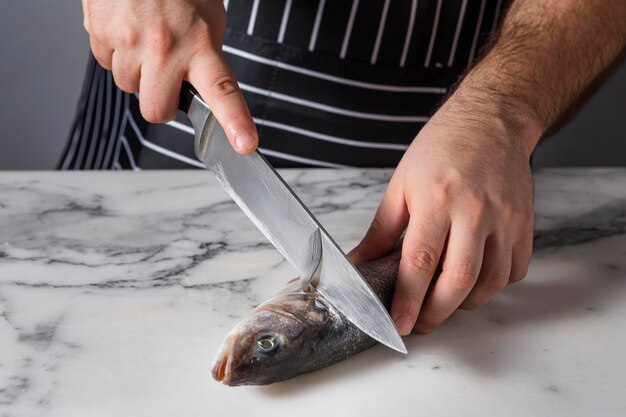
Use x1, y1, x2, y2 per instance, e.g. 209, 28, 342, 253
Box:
212, 250, 402, 386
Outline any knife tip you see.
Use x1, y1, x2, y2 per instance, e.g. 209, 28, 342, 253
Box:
380, 337, 408, 354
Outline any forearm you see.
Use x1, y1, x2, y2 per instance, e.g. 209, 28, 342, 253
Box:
445, 0, 626, 156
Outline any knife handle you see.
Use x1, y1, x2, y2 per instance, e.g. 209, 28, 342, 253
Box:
179, 81, 199, 114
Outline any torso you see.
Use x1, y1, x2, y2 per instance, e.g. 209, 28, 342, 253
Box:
59, 0, 509, 170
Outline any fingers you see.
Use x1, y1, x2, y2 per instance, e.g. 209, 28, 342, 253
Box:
460, 232, 511, 310
391, 209, 449, 336
111, 52, 182, 122
81, 2, 249, 138
139, 59, 184, 122
110, 51, 140, 93
510, 228, 533, 283
349, 177, 408, 264
90, 39, 113, 71
413, 221, 486, 333
187, 49, 258, 154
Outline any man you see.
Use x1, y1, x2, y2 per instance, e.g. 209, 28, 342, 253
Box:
64, 0, 626, 336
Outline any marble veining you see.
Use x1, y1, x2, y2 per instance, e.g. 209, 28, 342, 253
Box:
1, 168, 625, 417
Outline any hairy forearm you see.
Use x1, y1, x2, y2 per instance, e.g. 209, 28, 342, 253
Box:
447, 0, 626, 156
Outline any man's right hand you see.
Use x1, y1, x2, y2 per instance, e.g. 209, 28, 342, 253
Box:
82, 0, 258, 154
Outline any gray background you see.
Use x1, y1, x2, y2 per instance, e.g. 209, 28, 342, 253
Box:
0, 1, 624, 170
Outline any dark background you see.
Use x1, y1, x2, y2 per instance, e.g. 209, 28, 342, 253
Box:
0, 1, 624, 169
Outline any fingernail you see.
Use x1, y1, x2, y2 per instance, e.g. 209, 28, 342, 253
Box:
235, 132, 256, 152
394, 315, 413, 336
413, 322, 431, 334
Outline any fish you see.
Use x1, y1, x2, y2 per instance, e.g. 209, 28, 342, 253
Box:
211, 249, 402, 386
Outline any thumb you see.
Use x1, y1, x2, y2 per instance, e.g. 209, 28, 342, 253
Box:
349, 180, 409, 263
187, 49, 258, 154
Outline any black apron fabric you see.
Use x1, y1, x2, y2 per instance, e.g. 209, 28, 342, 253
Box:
59, 0, 509, 170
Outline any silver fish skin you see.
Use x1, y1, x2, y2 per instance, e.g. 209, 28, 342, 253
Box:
212, 250, 401, 386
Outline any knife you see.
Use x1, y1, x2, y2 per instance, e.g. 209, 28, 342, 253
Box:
178, 82, 406, 354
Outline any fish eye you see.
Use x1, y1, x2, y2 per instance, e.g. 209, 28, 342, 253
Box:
313, 298, 328, 312
256, 334, 280, 354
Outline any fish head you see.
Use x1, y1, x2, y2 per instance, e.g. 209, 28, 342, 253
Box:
212, 288, 335, 386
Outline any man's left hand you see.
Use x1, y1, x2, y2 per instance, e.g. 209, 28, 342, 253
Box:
350, 91, 538, 335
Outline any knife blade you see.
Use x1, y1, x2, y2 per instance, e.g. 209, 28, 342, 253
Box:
179, 83, 406, 354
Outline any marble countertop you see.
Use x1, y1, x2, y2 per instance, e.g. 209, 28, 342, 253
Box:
1, 169, 625, 417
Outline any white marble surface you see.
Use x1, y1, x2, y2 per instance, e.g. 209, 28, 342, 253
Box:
0, 169, 625, 417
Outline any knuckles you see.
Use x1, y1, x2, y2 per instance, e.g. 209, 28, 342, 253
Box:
428, 168, 534, 229
446, 269, 478, 293
403, 247, 439, 276
431, 181, 453, 209
209, 75, 240, 98
146, 23, 175, 56
117, 25, 140, 48
86, 17, 179, 58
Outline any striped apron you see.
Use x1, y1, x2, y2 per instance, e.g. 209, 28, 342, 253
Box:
59, 0, 508, 169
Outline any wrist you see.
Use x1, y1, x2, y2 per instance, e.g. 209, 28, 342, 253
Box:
436, 80, 544, 159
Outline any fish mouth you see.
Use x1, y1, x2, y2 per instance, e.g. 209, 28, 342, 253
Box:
212, 336, 237, 385
213, 351, 229, 383
212, 345, 233, 385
